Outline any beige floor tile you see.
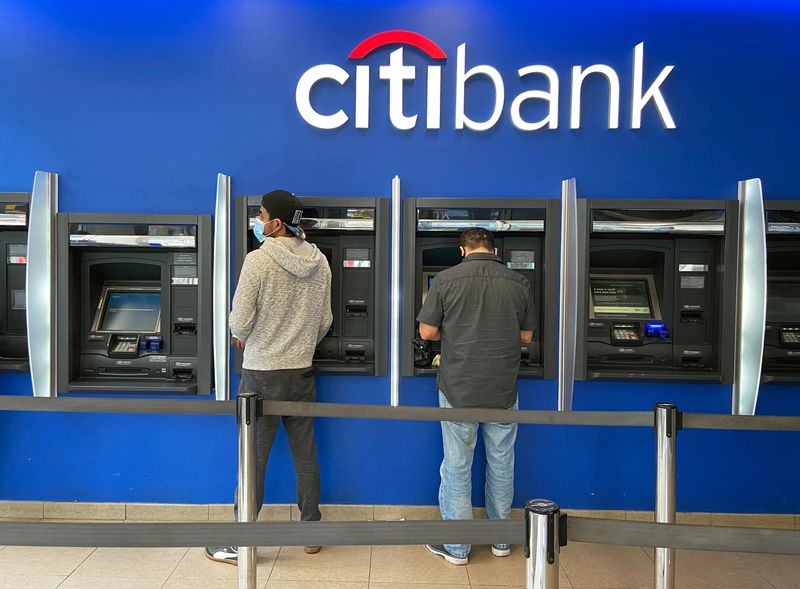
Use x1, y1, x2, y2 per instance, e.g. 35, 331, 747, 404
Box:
676, 512, 711, 525
709, 513, 795, 529
736, 551, 800, 589
370, 580, 468, 589
69, 547, 187, 580
675, 549, 774, 589
0, 501, 43, 519
59, 577, 164, 589
268, 582, 368, 589
291, 504, 374, 521
258, 505, 292, 522
271, 545, 371, 582
43, 501, 125, 520
626, 511, 655, 522
0, 546, 94, 576
169, 546, 277, 580
560, 542, 653, 588
563, 509, 626, 520
370, 545, 469, 585
125, 503, 209, 521
465, 545, 526, 586
0, 575, 65, 589
163, 580, 240, 589
465, 545, 572, 587
374, 505, 441, 521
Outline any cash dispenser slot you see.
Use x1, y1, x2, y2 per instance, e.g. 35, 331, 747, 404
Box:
56, 216, 212, 394
763, 204, 800, 381
235, 196, 389, 376
581, 202, 734, 383
401, 198, 558, 380
0, 195, 30, 372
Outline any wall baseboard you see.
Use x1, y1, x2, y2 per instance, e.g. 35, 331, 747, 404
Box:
1, 501, 797, 530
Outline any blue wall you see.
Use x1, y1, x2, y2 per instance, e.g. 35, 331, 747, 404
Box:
1, 0, 799, 512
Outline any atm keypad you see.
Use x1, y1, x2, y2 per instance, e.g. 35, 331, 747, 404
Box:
112, 340, 138, 354
781, 330, 800, 344
612, 328, 639, 341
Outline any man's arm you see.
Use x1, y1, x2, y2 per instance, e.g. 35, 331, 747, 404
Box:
419, 323, 441, 341
416, 276, 444, 341
317, 271, 334, 344
229, 254, 260, 343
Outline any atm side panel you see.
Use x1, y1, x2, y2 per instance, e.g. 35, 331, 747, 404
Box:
306, 235, 341, 367
672, 238, 717, 372
503, 236, 543, 374
339, 235, 374, 367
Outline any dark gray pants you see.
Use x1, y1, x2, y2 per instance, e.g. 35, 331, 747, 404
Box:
234, 367, 322, 522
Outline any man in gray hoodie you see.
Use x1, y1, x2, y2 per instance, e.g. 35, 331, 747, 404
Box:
206, 190, 333, 565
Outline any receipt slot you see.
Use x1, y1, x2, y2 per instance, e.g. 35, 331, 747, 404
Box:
576, 200, 739, 382
234, 196, 389, 375
401, 198, 560, 378
0, 193, 30, 372
56, 214, 213, 393
763, 202, 800, 381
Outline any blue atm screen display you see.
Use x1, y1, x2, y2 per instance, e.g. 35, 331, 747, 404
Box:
101, 292, 161, 332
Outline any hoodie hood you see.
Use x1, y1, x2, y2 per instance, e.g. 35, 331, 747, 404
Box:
260, 236, 327, 278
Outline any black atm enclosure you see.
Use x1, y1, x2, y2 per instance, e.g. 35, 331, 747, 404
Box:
56, 214, 213, 394
234, 196, 389, 375
763, 201, 800, 382
401, 198, 560, 379
0, 193, 30, 371
576, 200, 739, 383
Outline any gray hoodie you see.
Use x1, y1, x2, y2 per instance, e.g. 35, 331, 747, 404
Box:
230, 236, 333, 371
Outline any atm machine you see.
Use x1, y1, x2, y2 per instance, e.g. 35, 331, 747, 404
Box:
576, 200, 739, 382
0, 193, 30, 371
401, 198, 560, 379
56, 214, 213, 393
234, 196, 389, 375
763, 201, 800, 381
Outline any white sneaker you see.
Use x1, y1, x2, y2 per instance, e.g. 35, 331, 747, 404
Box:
426, 544, 468, 565
491, 544, 511, 557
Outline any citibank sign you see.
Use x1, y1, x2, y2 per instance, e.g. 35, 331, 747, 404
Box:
295, 30, 676, 132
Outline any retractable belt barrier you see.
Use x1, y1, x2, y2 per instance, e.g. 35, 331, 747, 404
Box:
0, 517, 798, 555
2, 396, 800, 431
2, 395, 800, 589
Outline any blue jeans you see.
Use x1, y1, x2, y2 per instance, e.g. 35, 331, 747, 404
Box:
438, 391, 518, 558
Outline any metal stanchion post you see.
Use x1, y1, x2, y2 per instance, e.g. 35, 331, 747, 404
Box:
655, 403, 680, 589
237, 392, 258, 589
525, 499, 563, 589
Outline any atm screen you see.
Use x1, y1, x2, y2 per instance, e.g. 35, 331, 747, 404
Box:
422, 272, 437, 304
99, 291, 161, 332
767, 281, 800, 322
590, 278, 654, 318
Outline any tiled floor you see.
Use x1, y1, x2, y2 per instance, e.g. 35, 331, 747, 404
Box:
0, 542, 798, 588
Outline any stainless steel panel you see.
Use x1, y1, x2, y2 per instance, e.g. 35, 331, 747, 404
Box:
248, 217, 375, 231
390, 176, 401, 407
678, 264, 709, 273
733, 179, 767, 415
767, 222, 800, 234
69, 234, 196, 248
0, 213, 27, 227
592, 221, 724, 234
213, 173, 231, 401
417, 219, 544, 232
27, 171, 58, 398
558, 178, 578, 411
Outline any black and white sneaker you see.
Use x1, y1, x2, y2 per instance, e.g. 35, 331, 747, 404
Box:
205, 546, 238, 565
426, 544, 468, 565
491, 544, 511, 557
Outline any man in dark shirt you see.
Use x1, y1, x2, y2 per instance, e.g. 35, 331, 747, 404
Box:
417, 228, 536, 566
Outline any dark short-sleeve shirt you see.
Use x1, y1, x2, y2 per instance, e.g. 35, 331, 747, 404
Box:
416, 253, 537, 409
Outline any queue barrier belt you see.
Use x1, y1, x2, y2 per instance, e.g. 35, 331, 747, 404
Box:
0, 517, 798, 556
2, 396, 800, 431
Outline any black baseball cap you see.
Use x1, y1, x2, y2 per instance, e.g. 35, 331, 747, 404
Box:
261, 190, 305, 238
